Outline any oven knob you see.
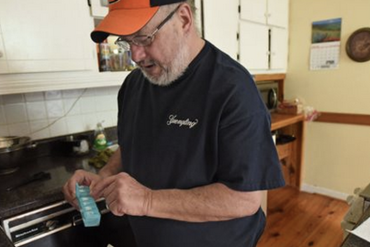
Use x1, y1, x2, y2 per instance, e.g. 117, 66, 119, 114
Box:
46, 220, 58, 230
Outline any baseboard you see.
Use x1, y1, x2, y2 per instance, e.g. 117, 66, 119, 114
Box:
301, 183, 350, 201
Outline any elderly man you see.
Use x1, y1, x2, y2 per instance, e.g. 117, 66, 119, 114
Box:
63, 0, 285, 246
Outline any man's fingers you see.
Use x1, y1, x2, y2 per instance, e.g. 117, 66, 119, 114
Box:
90, 175, 115, 198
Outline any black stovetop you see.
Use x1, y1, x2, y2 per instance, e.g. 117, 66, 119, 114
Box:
0, 128, 117, 247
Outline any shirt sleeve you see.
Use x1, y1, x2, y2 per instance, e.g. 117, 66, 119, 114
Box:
216, 79, 285, 191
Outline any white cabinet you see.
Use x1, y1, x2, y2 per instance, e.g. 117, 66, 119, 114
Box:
240, 0, 288, 28
0, 0, 97, 74
239, 22, 269, 71
266, 0, 289, 28
239, 0, 289, 73
270, 27, 288, 70
239, 22, 288, 72
202, 0, 239, 60
0, 25, 9, 74
90, 0, 109, 18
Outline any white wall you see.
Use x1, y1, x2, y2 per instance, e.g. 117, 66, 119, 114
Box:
286, 0, 370, 198
0, 86, 120, 140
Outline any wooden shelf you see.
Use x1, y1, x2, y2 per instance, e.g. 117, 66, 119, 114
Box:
254, 73, 286, 82
271, 113, 305, 131
271, 112, 306, 188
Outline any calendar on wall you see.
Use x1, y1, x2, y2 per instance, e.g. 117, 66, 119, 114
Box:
310, 18, 342, 70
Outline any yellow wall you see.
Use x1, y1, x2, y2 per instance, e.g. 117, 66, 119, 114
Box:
286, 0, 370, 197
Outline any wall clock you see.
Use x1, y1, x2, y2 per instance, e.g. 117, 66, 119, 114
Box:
345, 27, 370, 62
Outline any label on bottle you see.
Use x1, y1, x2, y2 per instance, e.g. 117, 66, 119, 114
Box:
94, 133, 107, 150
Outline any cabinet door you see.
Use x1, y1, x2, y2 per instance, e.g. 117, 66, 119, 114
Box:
0, 32, 9, 74
239, 21, 269, 71
267, 0, 289, 28
0, 0, 97, 74
240, 0, 267, 25
194, 0, 202, 35
203, 0, 239, 60
90, 0, 108, 18
270, 27, 288, 70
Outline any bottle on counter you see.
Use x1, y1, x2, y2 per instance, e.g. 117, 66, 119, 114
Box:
93, 122, 108, 151
99, 40, 112, 72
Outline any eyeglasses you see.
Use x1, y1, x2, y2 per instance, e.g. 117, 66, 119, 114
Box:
115, 5, 181, 48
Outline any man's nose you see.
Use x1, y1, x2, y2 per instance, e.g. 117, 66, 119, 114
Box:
130, 44, 146, 63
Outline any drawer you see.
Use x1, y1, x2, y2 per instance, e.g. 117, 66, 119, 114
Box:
276, 142, 293, 160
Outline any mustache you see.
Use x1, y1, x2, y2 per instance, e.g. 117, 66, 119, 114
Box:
137, 60, 168, 73
137, 59, 155, 68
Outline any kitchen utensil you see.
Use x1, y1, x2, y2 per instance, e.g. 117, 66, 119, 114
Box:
0, 136, 28, 149
6, 171, 51, 191
59, 135, 90, 156
0, 137, 14, 148
0, 136, 33, 175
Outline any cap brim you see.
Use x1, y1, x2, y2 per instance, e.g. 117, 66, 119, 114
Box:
91, 7, 159, 43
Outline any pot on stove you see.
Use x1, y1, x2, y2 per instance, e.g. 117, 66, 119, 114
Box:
0, 136, 33, 175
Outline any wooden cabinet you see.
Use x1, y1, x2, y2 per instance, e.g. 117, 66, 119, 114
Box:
0, 0, 97, 74
202, 0, 239, 60
254, 73, 305, 188
271, 113, 305, 188
239, 0, 289, 74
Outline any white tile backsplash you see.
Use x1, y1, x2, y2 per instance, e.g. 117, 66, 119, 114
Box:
83, 114, 98, 130
8, 122, 31, 136
3, 94, 24, 104
46, 100, 65, 118
62, 89, 86, 99
83, 88, 97, 97
26, 102, 47, 121
29, 120, 50, 140
48, 118, 68, 137
64, 98, 81, 116
45, 90, 62, 100
0, 105, 6, 125
66, 115, 85, 134
0, 86, 120, 141
5, 104, 28, 124
25, 92, 44, 102
95, 96, 115, 112
0, 125, 9, 136
80, 97, 97, 113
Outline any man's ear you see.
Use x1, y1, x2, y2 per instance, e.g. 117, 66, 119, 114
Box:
176, 4, 193, 33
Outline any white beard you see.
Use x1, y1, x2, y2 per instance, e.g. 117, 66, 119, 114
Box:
140, 37, 191, 86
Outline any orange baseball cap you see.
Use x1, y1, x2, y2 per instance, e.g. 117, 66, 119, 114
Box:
91, 0, 185, 43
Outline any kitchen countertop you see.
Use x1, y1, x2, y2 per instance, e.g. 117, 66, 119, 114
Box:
0, 135, 107, 246
0, 228, 13, 247
0, 154, 98, 219
270, 113, 305, 131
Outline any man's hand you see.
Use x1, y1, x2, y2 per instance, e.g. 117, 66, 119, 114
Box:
62, 169, 102, 210
91, 172, 152, 217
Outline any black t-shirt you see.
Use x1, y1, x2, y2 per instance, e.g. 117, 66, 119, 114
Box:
117, 41, 285, 247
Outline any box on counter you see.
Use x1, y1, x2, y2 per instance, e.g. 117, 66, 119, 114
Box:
276, 100, 303, 114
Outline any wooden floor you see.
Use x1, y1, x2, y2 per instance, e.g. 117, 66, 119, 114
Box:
257, 186, 350, 247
